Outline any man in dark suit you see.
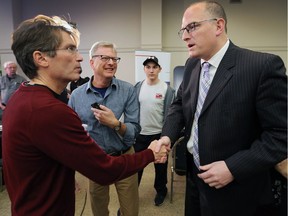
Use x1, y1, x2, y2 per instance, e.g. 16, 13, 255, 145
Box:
157, 1, 287, 216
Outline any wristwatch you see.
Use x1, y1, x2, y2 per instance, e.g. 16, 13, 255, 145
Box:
114, 121, 122, 132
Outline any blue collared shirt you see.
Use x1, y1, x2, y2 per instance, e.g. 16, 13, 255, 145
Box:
68, 77, 141, 154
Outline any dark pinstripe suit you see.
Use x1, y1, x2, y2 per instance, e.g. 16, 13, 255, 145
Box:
162, 42, 287, 216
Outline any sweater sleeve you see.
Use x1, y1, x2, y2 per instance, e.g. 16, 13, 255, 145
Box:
31, 102, 155, 185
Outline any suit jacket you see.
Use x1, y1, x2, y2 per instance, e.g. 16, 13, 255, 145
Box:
162, 42, 287, 215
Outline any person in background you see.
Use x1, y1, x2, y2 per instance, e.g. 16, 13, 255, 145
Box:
58, 88, 70, 104
134, 56, 175, 206
69, 41, 141, 216
156, 1, 287, 216
3, 15, 167, 216
0, 61, 26, 110
70, 75, 89, 92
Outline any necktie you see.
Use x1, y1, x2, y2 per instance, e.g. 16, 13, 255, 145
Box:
192, 62, 211, 169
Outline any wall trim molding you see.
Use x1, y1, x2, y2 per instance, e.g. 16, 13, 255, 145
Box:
162, 46, 288, 53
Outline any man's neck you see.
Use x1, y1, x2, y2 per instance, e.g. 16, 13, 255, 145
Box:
146, 78, 160, 86
7, 74, 16, 79
92, 76, 112, 88
29, 78, 67, 95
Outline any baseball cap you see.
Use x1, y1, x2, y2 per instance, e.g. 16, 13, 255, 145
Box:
143, 56, 161, 67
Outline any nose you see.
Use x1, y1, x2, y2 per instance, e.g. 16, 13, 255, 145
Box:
76, 52, 83, 62
182, 29, 190, 41
107, 58, 114, 64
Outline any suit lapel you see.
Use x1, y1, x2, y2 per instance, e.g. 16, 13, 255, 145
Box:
184, 59, 201, 122
200, 45, 236, 115
190, 62, 202, 113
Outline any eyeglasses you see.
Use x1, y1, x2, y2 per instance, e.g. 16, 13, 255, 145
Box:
92, 55, 121, 63
178, 18, 217, 38
56, 46, 79, 54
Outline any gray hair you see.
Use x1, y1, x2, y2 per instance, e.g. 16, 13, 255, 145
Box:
4, 61, 17, 69
89, 41, 117, 59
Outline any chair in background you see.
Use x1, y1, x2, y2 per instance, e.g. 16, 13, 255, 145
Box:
170, 66, 186, 203
173, 65, 185, 92
170, 136, 187, 203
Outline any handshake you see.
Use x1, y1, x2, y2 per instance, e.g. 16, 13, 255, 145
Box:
148, 136, 171, 164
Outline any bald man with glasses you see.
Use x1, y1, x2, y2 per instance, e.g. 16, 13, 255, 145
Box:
156, 1, 287, 216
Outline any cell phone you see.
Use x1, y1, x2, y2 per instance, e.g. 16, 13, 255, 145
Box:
91, 102, 102, 110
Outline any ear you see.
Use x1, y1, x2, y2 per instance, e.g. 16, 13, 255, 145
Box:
215, 18, 225, 36
33, 51, 49, 68
90, 58, 96, 68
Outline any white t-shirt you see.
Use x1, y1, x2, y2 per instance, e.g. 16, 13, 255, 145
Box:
139, 80, 167, 135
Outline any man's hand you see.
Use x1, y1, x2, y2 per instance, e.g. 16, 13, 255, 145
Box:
148, 140, 168, 163
155, 136, 171, 152
275, 158, 288, 178
198, 161, 234, 189
0, 103, 6, 110
91, 105, 118, 128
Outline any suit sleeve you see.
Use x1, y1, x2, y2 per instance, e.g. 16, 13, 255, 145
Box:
226, 54, 287, 181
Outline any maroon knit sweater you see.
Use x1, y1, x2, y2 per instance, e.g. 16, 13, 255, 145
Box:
2, 83, 154, 215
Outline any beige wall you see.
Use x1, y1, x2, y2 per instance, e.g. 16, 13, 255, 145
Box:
0, 0, 286, 85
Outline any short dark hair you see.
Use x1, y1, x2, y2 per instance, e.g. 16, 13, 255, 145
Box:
205, 1, 227, 32
191, 1, 228, 33
11, 15, 80, 79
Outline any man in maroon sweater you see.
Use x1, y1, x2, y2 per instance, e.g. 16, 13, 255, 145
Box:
2, 15, 167, 216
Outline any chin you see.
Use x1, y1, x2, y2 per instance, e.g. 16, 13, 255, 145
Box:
189, 51, 199, 59
71, 74, 80, 81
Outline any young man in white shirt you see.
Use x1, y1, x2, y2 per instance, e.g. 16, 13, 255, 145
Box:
134, 56, 175, 206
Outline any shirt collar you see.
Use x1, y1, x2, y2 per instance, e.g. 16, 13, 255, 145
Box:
201, 39, 230, 68
86, 76, 117, 93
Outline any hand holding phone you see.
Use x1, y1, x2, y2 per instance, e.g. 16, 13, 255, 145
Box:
91, 102, 102, 110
